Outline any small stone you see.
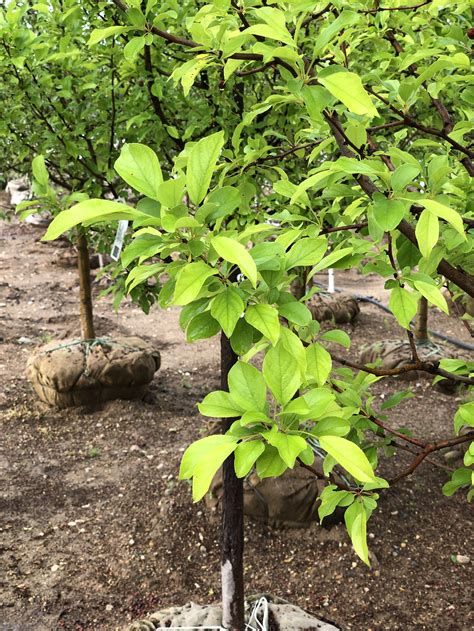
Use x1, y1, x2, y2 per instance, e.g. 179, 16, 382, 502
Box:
443, 450, 462, 463
17, 337, 33, 345
50, 564, 59, 572
105, 604, 114, 612
455, 554, 470, 564
129, 445, 140, 452
128, 538, 135, 546
199, 545, 207, 554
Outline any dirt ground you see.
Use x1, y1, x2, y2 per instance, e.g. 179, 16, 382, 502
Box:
0, 211, 473, 631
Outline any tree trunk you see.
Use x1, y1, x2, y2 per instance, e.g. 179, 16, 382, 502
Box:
414, 296, 428, 343
220, 332, 245, 631
76, 230, 95, 340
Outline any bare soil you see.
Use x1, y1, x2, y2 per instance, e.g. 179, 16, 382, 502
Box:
0, 214, 473, 631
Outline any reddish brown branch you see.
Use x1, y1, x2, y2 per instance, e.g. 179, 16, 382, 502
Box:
390, 432, 474, 483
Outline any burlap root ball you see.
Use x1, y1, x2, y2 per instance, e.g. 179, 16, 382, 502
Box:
26, 336, 160, 408
206, 461, 345, 529
308, 294, 360, 324
127, 600, 339, 630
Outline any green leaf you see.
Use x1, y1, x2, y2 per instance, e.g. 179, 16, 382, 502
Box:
390, 164, 420, 192
313, 417, 350, 437
263, 428, 307, 468
318, 435, 376, 484
198, 390, 244, 418
318, 69, 378, 118
246, 7, 295, 47
234, 440, 265, 477
454, 402, 474, 434
278, 301, 312, 326
263, 343, 300, 405
230, 318, 256, 356
415, 209, 439, 259
320, 330, 351, 348
42, 200, 141, 241
173, 262, 218, 306
285, 237, 327, 269
310, 247, 353, 274
179, 435, 238, 501
313, 11, 359, 55
372, 196, 407, 231
228, 361, 267, 412
278, 327, 307, 375
155, 176, 186, 209
244, 304, 281, 346
413, 280, 448, 314
442, 467, 472, 497
388, 286, 419, 329
319, 486, 352, 521
344, 501, 370, 565
114, 143, 163, 200
32, 155, 49, 187
418, 199, 465, 237
124, 36, 146, 62
256, 445, 287, 478
186, 131, 224, 205
212, 236, 258, 288
87, 26, 128, 46
186, 311, 220, 342
210, 287, 245, 338
306, 343, 332, 386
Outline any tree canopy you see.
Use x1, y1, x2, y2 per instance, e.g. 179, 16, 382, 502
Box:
2, 0, 473, 569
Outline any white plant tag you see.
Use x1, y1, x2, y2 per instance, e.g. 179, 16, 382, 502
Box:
110, 220, 129, 261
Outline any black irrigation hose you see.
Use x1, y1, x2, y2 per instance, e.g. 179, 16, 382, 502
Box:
356, 295, 474, 352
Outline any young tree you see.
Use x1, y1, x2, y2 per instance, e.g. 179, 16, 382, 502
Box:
18, 0, 474, 628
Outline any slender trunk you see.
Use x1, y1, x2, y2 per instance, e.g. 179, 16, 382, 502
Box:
76, 230, 95, 340
414, 296, 428, 343
220, 332, 244, 631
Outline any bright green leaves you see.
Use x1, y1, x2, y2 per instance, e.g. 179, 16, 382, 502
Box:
199, 361, 267, 418
210, 287, 245, 338
245, 7, 295, 47
263, 426, 307, 468
418, 199, 465, 237
454, 402, 474, 434
388, 285, 419, 329
234, 441, 265, 478
211, 236, 258, 287
415, 199, 465, 259
263, 343, 300, 405
228, 361, 267, 412
318, 67, 378, 118
186, 131, 224, 205
87, 26, 128, 46
173, 261, 218, 306
32, 154, 49, 187
318, 436, 376, 484
244, 304, 280, 346
186, 311, 220, 343
416, 208, 439, 259
344, 500, 370, 566
42, 200, 141, 241
179, 435, 238, 501
285, 236, 327, 269
115, 143, 163, 200
306, 343, 332, 386
372, 195, 407, 231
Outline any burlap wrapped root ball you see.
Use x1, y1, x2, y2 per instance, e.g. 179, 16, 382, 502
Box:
26, 336, 161, 408
127, 599, 339, 630
308, 294, 360, 324
207, 461, 345, 529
